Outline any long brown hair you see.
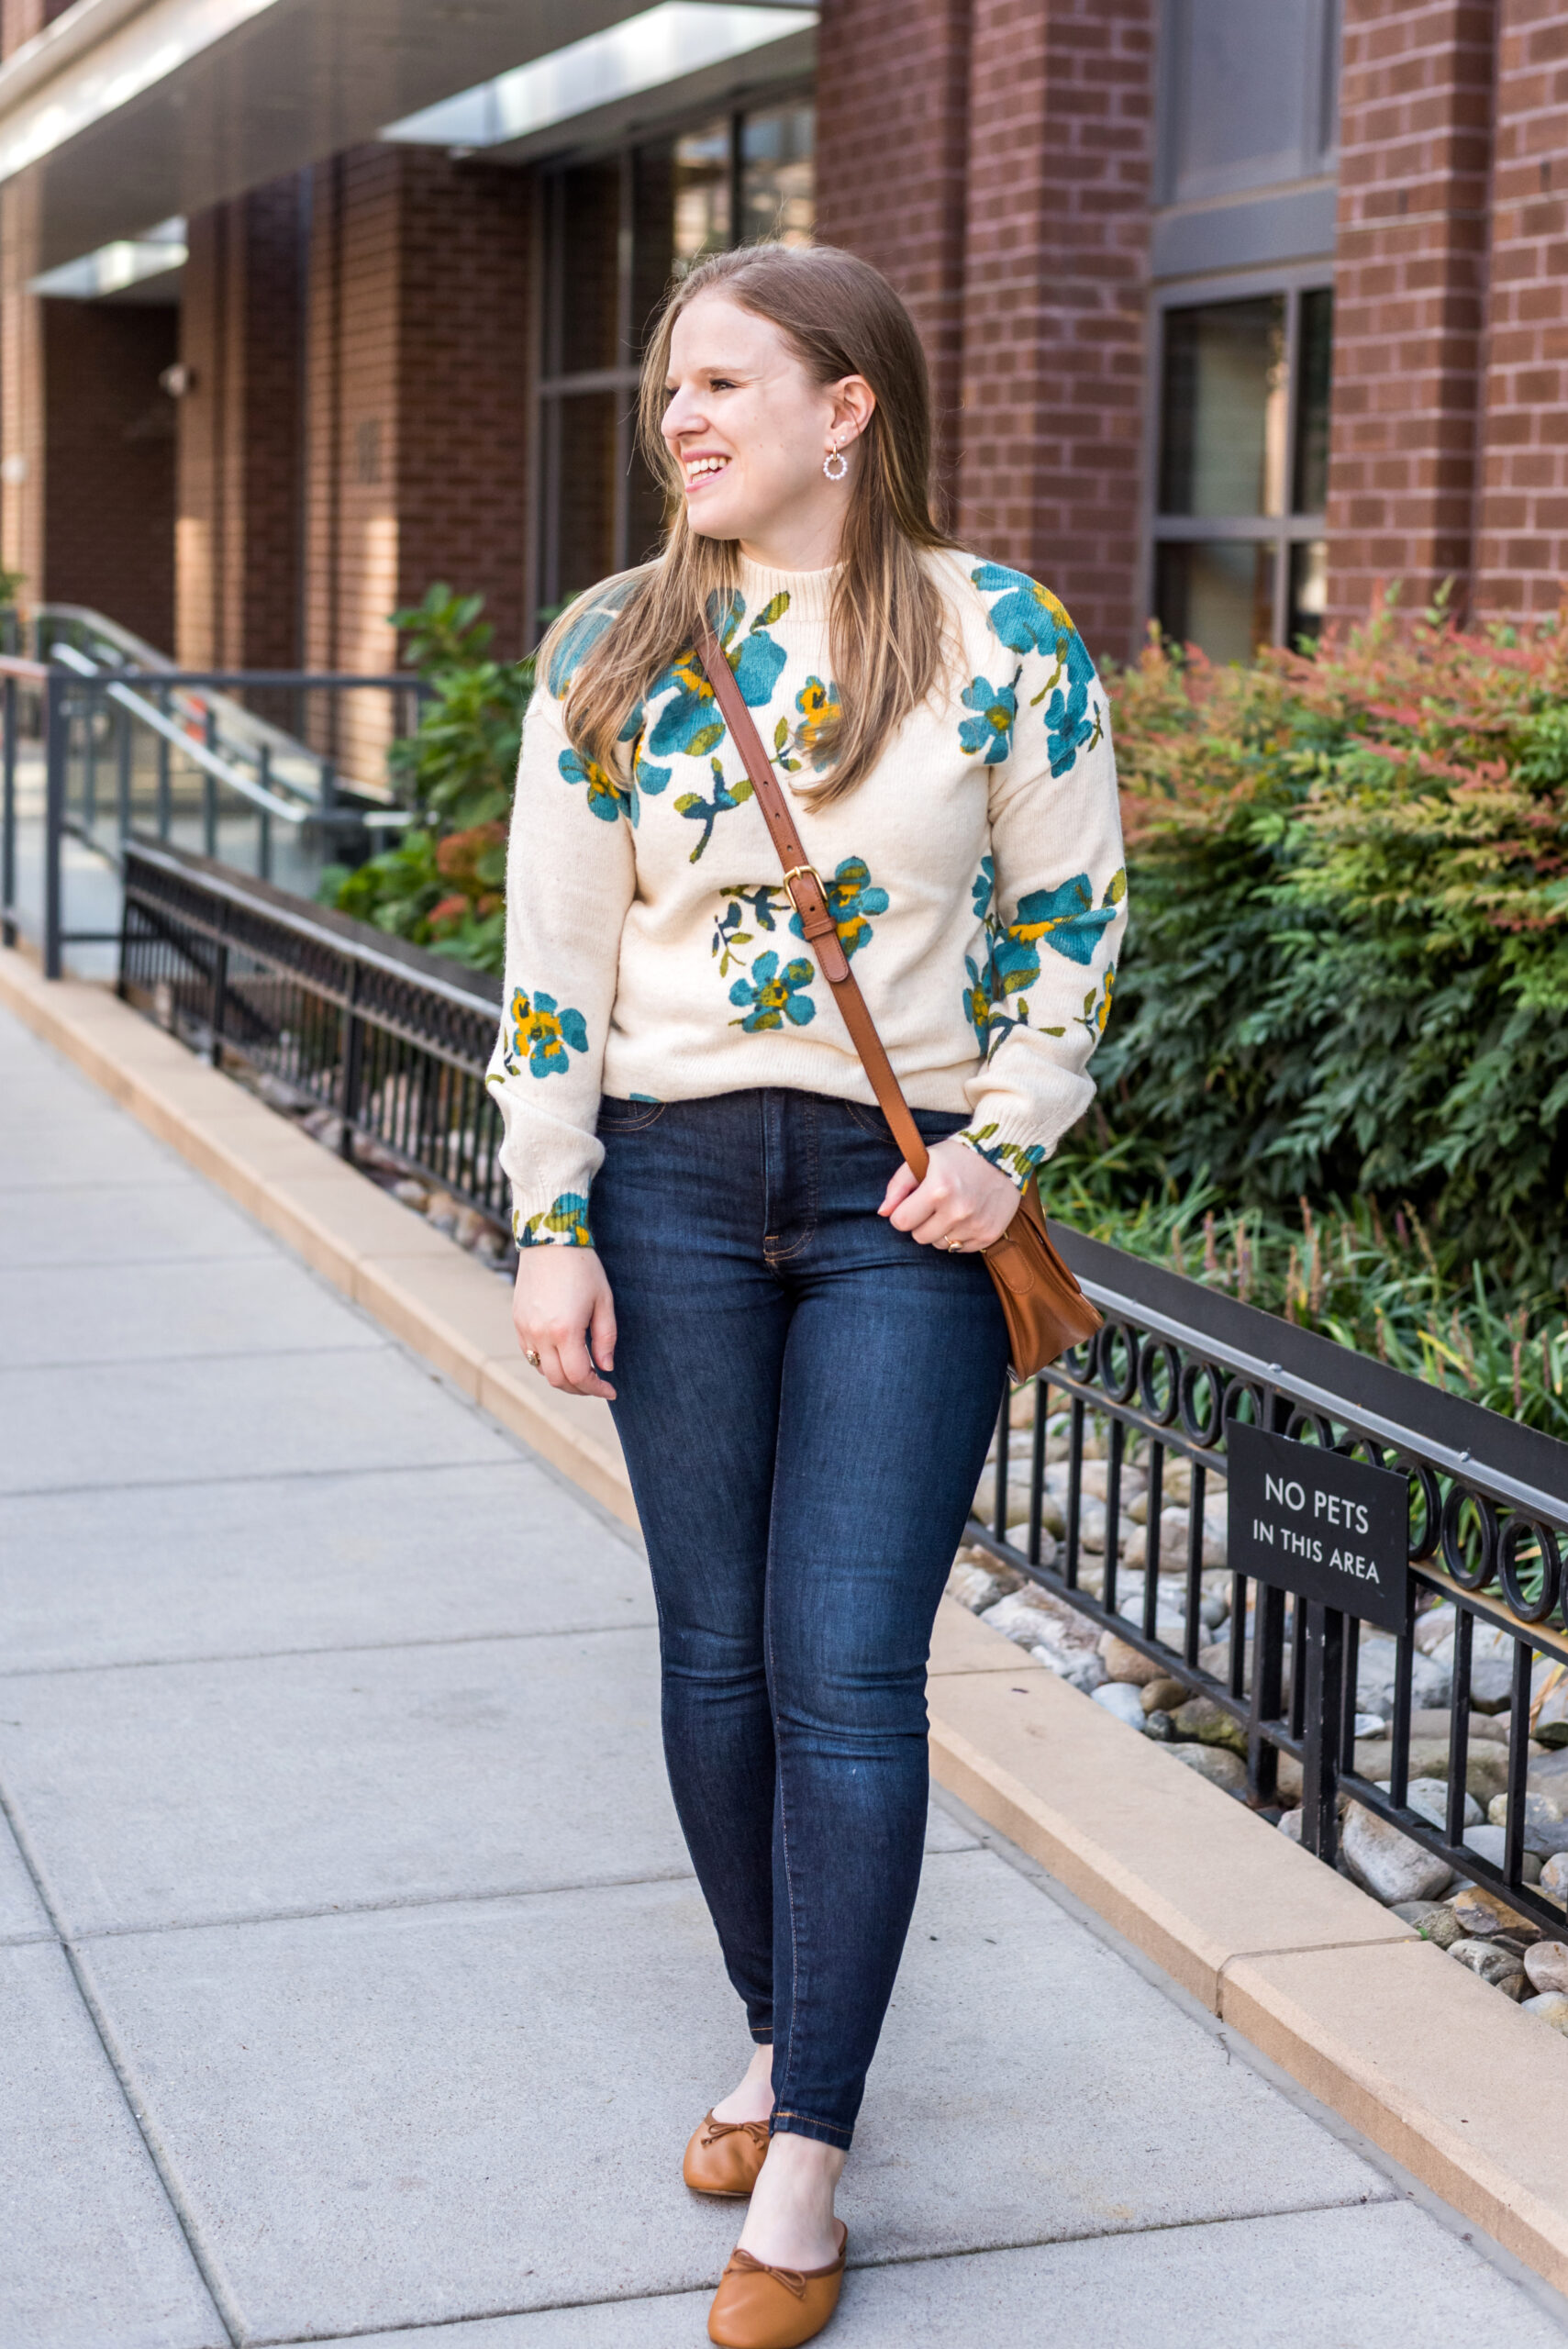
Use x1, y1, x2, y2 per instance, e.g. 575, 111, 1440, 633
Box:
544, 241, 958, 807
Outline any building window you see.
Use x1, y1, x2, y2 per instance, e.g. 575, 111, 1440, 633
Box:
536, 97, 814, 629
1151, 283, 1331, 662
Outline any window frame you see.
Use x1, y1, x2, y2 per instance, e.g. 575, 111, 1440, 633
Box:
1141, 262, 1334, 659
532, 83, 815, 634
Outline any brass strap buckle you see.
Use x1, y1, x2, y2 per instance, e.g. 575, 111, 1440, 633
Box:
780, 862, 823, 906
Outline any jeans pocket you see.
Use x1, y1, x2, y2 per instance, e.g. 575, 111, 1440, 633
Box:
595, 1097, 666, 1136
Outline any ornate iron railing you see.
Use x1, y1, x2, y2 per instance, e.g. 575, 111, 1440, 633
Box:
972, 1235, 1568, 1932
116, 835, 1568, 1932
118, 839, 509, 1228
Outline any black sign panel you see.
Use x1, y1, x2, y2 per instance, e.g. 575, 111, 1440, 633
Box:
1227, 1422, 1409, 1635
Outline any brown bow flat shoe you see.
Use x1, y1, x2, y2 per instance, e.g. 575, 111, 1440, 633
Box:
683, 2111, 771, 2198
706, 2222, 847, 2348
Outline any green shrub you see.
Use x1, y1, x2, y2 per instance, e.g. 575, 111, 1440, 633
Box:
1087, 594, 1568, 1288
318, 583, 531, 965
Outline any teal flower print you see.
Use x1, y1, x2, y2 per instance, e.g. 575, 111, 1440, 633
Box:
787, 855, 888, 959
958, 673, 1019, 765
774, 675, 840, 773
972, 563, 1095, 695
1075, 966, 1116, 1041
628, 737, 672, 829
962, 953, 994, 1051
507, 986, 589, 1079
675, 756, 754, 863
559, 744, 625, 822
972, 857, 995, 920
960, 1123, 1048, 1188
1009, 870, 1123, 969
712, 883, 782, 976
517, 1192, 593, 1248
546, 599, 617, 697
1041, 678, 1097, 778
728, 950, 817, 1032
648, 591, 790, 759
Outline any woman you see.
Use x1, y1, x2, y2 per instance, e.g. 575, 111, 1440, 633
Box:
490, 241, 1124, 2348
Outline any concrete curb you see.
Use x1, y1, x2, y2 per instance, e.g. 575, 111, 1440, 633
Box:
9, 943, 1568, 2290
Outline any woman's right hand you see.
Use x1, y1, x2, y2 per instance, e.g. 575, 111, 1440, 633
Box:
512, 1246, 617, 1400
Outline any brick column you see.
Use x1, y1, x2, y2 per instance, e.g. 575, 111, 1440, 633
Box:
954, 0, 1154, 660
1325, 1, 1498, 624
1473, 0, 1568, 617
303, 145, 531, 780
42, 300, 177, 649
814, 0, 973, 507
177, 177, 306, 671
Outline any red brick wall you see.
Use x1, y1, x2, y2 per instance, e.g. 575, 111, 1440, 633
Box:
815, 0, 972, 509
300, 146, 531, 781
1473, 0, 1568, 616
1325, 1, 1497, 624
42, 298, 177, 649
954, 0, 1154, 658
177, 179, 306, 672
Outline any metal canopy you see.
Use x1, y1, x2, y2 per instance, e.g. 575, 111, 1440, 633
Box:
1, 0, 808, 272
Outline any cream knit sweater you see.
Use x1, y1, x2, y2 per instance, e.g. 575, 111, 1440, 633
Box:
486, 549, 1126, 1248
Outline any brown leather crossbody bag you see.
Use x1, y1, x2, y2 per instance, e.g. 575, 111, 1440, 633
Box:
695, 623, 1102, 1382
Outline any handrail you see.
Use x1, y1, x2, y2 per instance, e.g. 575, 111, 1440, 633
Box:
51, 642, 307, 825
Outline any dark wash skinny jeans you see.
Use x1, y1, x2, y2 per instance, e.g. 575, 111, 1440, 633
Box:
593, 1087, 1009, 2148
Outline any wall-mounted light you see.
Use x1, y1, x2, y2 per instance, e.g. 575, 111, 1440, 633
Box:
159, 362, 196, 398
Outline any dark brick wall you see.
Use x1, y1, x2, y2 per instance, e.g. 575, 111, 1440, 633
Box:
177, 176, 306, 670
815, 0, 973, 507
298, 145, 531, 777
42, 298, 176, 649
1325, 0, 1498, 622
817, 0, 1154, 658
1473, 0, 1568, 615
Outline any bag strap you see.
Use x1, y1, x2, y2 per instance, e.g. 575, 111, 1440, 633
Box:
694, 621, 932, 1182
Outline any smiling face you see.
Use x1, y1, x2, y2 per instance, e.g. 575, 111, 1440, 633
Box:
660, 288, 874, 572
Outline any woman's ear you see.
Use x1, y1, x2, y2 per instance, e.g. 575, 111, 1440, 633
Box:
831, 374, 877, 448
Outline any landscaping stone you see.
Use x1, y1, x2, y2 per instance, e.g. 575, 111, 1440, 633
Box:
1524, 1941, 1568, 1995
1428, 1623, 1518, 1713
1522, 1992, 1568, 2034
1392, 1900, 1463, 1949
1167, 1743, 1247, 1795
1403, 1776, 1480, 1833
1356, 1636, 1450, 1718
1033, 1643, 1107, 1695
1142, 1709, 1176, 1742
1540, 1851, 1568, 1903
1448, 1939, 1528, 1996
946, 1560, 1024, 1612
1277, 1807, 1302, 1842
1141, 1675, 1189, 1716
1485, 1790, 1568, 1856
1339, 1804, 1454, 1905
1098, 1633, 1165, 1687
1447, 1884, 1541, 1943
1462, 1824, 1509, 1871
1172, 1696, 1248, 1758
1092, 1683, 1148, 1731
1533, 1665, 1568, 1747
978, 1591, 1085, 1651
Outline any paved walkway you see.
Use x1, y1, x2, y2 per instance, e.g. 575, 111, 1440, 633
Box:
4, 996, 1566, 2349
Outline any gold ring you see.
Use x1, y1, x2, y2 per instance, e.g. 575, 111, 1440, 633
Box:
524, 1347, 541, 1369
946, 1239, 964, 1253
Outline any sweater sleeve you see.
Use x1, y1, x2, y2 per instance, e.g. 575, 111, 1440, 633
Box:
957, 569, 1127, 1188
485, 615, 636, 1249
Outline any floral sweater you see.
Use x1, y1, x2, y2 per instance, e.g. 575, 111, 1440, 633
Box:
486, 550, 1126, 1248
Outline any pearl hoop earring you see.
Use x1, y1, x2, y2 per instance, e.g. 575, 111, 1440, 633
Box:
823, 440, 850, 482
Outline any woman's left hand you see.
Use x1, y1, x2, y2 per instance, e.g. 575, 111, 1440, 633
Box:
879, 1136, 1023, 1252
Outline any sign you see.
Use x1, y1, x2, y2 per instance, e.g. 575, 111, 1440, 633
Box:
1226, 1422, 1409, 1635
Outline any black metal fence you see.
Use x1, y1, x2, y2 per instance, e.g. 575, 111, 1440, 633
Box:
971, 1238, 1568, 1932
115, 835, 1568, 1933
119, 839, 509, 1228
0, 647, 425, 976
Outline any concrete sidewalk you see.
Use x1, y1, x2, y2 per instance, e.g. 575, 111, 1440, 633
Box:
3, 997, 1565, 2349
